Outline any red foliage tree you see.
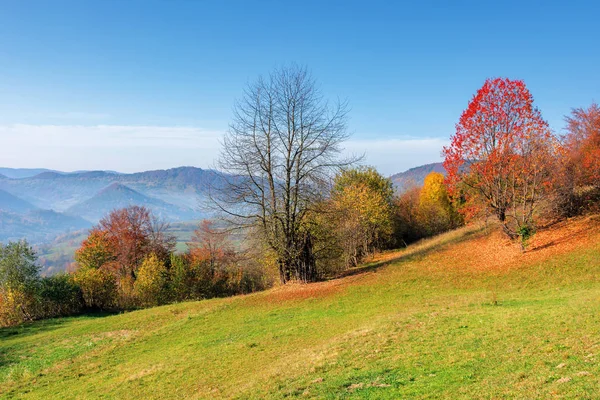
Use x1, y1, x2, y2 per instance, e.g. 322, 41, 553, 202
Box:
76, 206, 175, 279
443, 78, 556, 242
74, 228, 117, 270
188, 220, 234, 270
563, 102, 600, 186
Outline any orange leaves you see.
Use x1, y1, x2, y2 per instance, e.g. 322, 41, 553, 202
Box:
74, 206, 175, 279
188, 219, 235, 268
563, 102, 600, 185
74, 228, 116, 271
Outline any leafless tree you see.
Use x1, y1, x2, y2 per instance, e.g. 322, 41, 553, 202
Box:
211, 65, 357, 283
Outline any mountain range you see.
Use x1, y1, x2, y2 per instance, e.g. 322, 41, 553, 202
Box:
0, 163, 445, 245
0, 168, 122, 180
0, 167, 220, 243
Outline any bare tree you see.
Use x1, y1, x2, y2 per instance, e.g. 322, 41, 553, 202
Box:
212, 65, 356, 283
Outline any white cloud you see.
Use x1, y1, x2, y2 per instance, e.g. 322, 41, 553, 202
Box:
0, 124, 223, 172
0, 124, 448, 175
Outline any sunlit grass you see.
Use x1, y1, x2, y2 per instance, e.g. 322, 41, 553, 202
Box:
1, 217, 599, 399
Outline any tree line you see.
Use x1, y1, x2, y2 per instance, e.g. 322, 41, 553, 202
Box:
1, 165, 461, 326
1, 68, 599, 327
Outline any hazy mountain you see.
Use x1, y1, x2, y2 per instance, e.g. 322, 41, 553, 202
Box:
0, 168, 122, 179
0, 209, 91, 243
390, 162, 446, 193
0, 166, 220, 247
0, 166, 221, 212
66, 183, 199, 223
0, 189, 38, 214
0, 168, 60, 179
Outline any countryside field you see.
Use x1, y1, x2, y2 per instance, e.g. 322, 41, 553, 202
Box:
1, 216, 600, 399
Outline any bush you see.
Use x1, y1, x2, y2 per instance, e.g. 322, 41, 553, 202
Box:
0, 288, 35, 327
134, 254, 170, 306
0, 241, 41, 326
39, 274, 84, 318
72, 267, 117, 310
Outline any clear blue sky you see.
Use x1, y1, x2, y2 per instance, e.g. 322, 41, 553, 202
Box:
0, 0, 598, 175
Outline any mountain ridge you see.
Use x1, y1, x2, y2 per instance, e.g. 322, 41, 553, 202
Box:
65, 182, 199, 223
0, 189, 38, 214
389, 162, 446, 192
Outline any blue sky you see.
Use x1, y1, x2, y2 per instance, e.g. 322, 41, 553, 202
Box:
0, 0, 598, 175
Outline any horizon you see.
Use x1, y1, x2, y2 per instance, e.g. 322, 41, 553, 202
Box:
0, 161, 442, 177
1, 1, 599, 175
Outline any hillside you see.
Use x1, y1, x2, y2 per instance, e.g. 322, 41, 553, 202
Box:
65, 183, 198, 223
0, 209, 91, 243
390, 162, 446, 192
0, 189, 37, 214
1, 216, 600, 398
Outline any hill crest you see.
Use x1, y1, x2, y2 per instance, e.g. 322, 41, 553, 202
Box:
390, 162, 446, 192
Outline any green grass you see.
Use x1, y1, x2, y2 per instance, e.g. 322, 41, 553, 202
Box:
2, 223, 600, 399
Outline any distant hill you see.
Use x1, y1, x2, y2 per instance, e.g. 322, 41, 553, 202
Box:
0, 168, 122, 180
0, 209, 91, 243
0, 189, 38, 214
0, 168, 60, 179
0, 166, 219, 249
390, 162, 446, 192
65, 183, 199, 223
0, 166, 222, 212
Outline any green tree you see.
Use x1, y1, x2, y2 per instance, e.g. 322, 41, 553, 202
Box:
0, 241, 40, 292
0, 241, 41, 325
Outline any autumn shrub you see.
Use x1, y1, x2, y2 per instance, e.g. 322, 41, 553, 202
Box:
72, 267, 117, 310
552, 103, 600, 218
417, 172, 462, 235
134, 253, 171, 307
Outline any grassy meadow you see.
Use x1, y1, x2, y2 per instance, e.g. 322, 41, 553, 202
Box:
1, 216, 600, 399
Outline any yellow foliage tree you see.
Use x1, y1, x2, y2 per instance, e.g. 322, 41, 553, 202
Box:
134, 253, 169, 306
72, 267, 117, 310
331, 167, 395, 268
418, 172, 459, 235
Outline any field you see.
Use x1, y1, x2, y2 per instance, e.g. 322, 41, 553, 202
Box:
1, 216, 600, 399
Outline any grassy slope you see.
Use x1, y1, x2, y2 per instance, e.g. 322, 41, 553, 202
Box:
2, 216, 600, 399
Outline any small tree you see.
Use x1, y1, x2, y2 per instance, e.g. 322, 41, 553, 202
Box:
443, 77, 556, 245
0, 241, 40, 325
563, 102, 600, 187
330, 167, 395, 268
554, 103, 600, 217
393, 186, 425, 244
74, 229, 116, 270
134, 254, 170, 306
72, 267, 117, 310
93, 206, 176, 280
418, 172, 460, 235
